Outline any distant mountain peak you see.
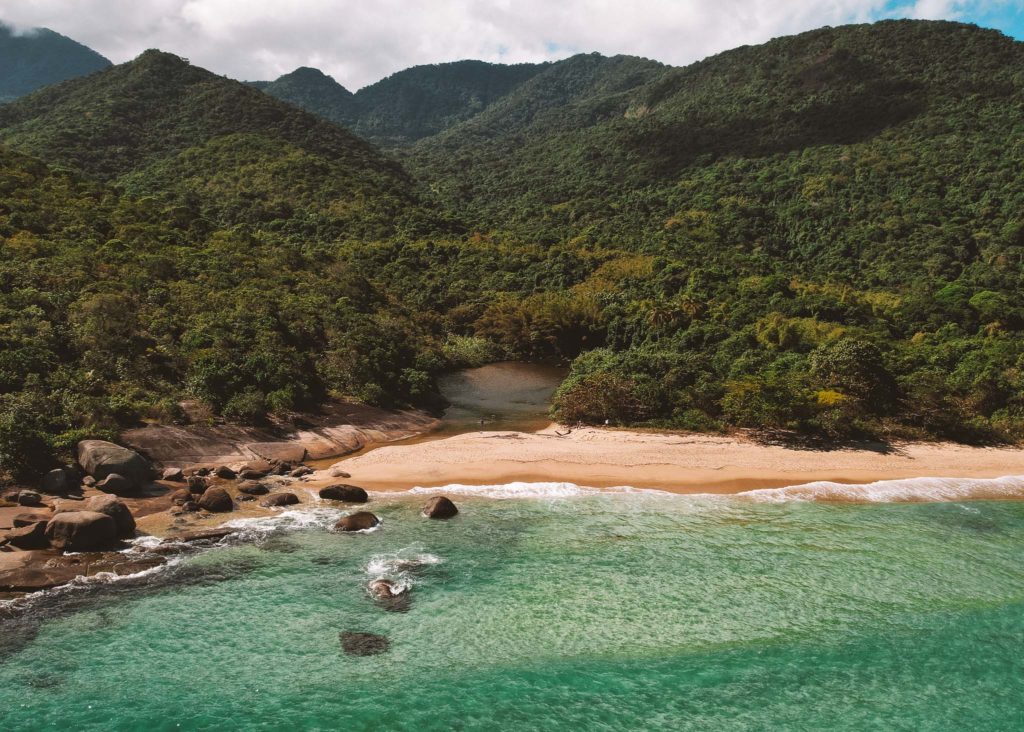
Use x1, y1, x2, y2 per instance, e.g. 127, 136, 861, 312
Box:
0, 19, 111, 101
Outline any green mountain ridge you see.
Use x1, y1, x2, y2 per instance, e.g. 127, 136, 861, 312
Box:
0, 22, 110, 102
2, 19, 1024, 481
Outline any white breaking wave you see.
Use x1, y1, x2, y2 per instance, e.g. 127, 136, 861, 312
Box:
738, 475, 1024, 503
405, 481, 670, 499
365, 544, 442, 594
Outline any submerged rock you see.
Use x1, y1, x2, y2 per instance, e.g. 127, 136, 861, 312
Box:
197, 487, 233, 513
421, 496, 458, 519
260, 492, 299, 508
335, 511, 380, 532
45, 511, 118, 551
319, 484, 368, 503
368, 579, 411, 613
77, 440, 152, 488
340, 631, 389, 656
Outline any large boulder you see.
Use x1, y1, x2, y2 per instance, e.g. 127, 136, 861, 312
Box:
197, 487, 233, 513
334, 511, 380, 532
213, 465, 236, 480
187, 475, 208, 494
16, 490, 42, 507
83, 495, 136, 539
77, 440, 152, 489
421, 496, 459, 519
260, 493, 299, 508
41, 467, 77, 495
45, 511, 118, 551
96, 473, 135, 497
319, 484, 368, 503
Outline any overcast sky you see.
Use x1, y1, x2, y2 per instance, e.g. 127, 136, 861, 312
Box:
4, 1, 1023, 89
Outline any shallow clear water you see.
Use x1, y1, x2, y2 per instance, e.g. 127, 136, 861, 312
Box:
2, 489, 1024, 730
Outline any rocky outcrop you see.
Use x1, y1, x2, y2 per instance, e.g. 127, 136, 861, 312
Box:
319, 484, 368, 503
0, 551, 165, 595
237, 481, 269, 495
82, 495, 136, 539
96, 473, 135, 496
77, 440, 152, 488
121, 400, 439, 469
339, 631, 389, 656
335, 511, 380, 532
197, 487, 233, 513
45, 511, 118, 551
41, 467, 77, 495
260, 493, 299, 508
421, 496, 459, 519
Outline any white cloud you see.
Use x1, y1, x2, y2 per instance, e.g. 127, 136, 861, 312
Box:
0, 0, 1004, 88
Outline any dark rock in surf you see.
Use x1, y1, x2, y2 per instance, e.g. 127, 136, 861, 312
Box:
197, 487, 233, 513
319, 484, 368, 503
340, 631, 389, 656
45, 511, 118, 551
260, 492, 299, 508
421, 496, 458, 519
334, 511, 380, 532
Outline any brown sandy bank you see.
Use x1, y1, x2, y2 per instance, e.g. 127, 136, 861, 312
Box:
323, 425, 1024, 493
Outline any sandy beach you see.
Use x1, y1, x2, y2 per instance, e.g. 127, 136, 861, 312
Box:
327, 424, 1024, 493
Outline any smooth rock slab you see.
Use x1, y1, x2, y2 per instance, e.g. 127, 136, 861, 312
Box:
340, 631, 389, 657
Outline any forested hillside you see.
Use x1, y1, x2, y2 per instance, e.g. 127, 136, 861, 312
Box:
0, 22, 110, 102
1, 19, 1023, 482
256, 59, 547, 145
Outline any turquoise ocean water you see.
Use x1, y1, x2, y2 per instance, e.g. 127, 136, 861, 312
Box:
1, 481, 1023, 730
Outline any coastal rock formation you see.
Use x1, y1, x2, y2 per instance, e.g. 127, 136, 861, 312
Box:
197, 487, 233, 512
161, 467, 185, 482
237, 481, 269, 496
3, 521, 49, 550
319, 484, 368, 503
0, 551, 165, 595
422, 496, 459, 519
340, 631, 389, 656
214, 465, 236, 479
41, 467, 77, 495
45, 511, 118, 551
16, 490, 42, 507
238, 468, 268, 481
170, 488, 193, 505
335, 511, 380, 532
77, 440, 152, 488
82, 495, 136, 539
13, 512, 50, 528
290, 466, 313, 478
187, 475, 208, 494
96, 473, 135, 496
260, 493, 299, 507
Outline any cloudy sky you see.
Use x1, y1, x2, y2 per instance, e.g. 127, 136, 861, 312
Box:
4, 1, 1023, 89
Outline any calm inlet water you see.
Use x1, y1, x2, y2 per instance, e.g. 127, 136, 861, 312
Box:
2, 486, 1023, 730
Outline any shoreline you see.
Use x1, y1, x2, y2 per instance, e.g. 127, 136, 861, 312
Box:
321, 424, 1024, 495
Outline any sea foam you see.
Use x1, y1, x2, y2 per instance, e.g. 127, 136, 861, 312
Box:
405, 481, 668, 499
738, 475, 1024, 503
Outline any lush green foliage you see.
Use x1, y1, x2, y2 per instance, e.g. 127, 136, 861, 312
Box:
0, 22, 110, 102
2, 19, 1024, 480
